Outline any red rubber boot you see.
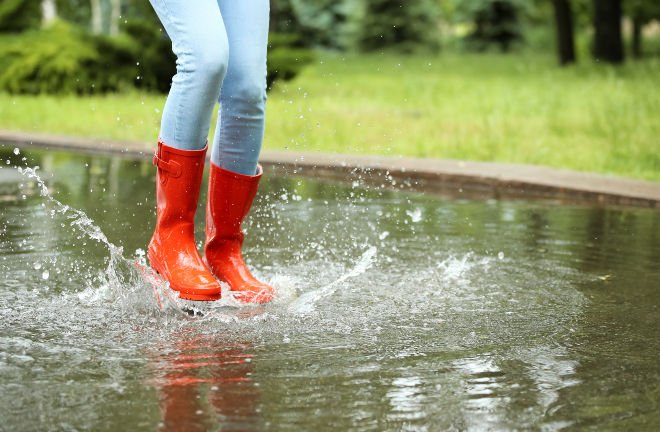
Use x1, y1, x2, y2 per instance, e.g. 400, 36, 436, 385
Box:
202, 163, 275, 304
148, 139, 222, 301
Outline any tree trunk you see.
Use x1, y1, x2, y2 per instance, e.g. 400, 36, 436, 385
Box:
593, 0, 624, 63
41, 0, 57, 26
632, 17, 642, 59
552, 0, 576, 65
110, 0, 121, 36
91, 0, 102, 34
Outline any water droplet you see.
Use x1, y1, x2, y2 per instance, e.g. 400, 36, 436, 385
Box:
498, 252, 504, 260
13, 148, 19, 155
42, 270, 49, 280
34, 262, 42, 270
155, 109, 160, 113
283, 337, 291, 344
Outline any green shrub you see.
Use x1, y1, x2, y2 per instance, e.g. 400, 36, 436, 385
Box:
0, 21, 99, 94
0, 0, 41, 33
456, 0, 525, 52
0, 21, 312, 95
267, 33, 315, 89
92, 20, 176, 94
351, 0, 441, 53
0, 20, 176, 94
271, 0, 352, 50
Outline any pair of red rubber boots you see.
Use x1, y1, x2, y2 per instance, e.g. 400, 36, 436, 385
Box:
147, 139, 275, 304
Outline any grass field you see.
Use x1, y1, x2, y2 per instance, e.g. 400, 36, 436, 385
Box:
1, 52, 659, 181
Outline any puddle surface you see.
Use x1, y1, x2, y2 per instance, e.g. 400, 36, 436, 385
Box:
1, 147, 659, 431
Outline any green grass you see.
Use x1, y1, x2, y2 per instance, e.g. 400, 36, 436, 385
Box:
2, 52, 660, 181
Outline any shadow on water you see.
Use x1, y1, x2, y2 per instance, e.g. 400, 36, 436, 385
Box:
1, 145, 659, 430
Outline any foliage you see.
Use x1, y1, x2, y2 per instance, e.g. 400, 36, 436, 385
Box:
0, 21, 99, 94
626, 0, 660, 23
455, 0, 526, 52
0, 20, 176, 94
352, 0, 441, 53
267, 33, 315, 88
271, 0, 352, 49
0, 20, 311, 95
0, 0, 41, 32
118, 20, 177, 93
54, 0, 91, 29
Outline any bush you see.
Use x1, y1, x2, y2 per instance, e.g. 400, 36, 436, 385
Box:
351, 0, 441, 53
0, 0, 41, 33
0, 21, 99, 94
0, 20, 176, 94
0, 21, 312, 95
271, 0, 352, 50
267, 33, 315, 89
456, 0, 525, 52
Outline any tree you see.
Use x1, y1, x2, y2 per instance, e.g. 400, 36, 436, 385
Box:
552, 0, 575, 65
109, 0, 120, 35
592, 0, 623, 63
41, 0, 56, 26
353, 0, 441, 53
626, 0, 660, 59
269, 0, 351, 49
456, 0, 525, 52
90, 0, 101, 34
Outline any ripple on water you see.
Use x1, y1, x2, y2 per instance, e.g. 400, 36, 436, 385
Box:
1, 149, 657, 430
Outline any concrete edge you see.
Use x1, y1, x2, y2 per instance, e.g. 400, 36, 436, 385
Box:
2, 130, 658, 209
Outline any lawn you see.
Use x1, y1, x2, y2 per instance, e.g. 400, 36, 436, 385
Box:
1, 52, 659, 181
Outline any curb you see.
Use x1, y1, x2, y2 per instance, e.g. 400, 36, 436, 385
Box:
2, 130, 658, 209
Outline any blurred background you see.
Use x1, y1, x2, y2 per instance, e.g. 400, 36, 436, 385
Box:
1, 0, 659, 180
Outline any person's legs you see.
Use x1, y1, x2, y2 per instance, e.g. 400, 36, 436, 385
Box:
149, 0, 229, 150
211, 0, 269, 175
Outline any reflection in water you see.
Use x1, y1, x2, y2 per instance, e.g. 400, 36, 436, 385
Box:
147, 332, 260, 431
1, 147, 660, 430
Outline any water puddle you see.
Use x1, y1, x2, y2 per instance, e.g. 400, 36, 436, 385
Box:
1, 146, 659, 430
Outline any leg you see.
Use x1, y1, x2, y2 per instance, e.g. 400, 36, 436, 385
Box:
203, 0, 274, 303
150, 0, 229, 150
147, 0, 228, 300
211, 0, 270, 175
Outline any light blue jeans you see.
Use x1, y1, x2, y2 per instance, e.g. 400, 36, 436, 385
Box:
149, 0, 269, 176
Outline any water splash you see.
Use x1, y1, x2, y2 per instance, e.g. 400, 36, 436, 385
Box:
16, 164, 196, 318
437, 252, 486, 280
288, 245, 377, 314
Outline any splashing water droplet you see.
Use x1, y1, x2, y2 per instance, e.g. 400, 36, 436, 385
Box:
42, 270, 49, 280
34, 262, 42, 270
498, 252, 504, 259
14, 148, 20, 155
406, 208, 422, 223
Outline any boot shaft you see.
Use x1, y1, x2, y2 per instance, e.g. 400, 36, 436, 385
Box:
205, 163, 262, 246
154, 139, 207, 232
